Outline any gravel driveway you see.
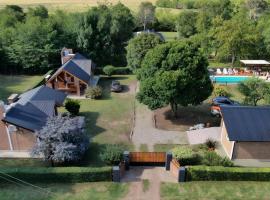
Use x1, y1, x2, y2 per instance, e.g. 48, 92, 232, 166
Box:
187, 127, 221, 144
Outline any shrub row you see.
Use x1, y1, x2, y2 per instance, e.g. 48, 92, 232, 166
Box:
95, 66, 132, 75
0, 167, 112, 183
186, 165, 270, 181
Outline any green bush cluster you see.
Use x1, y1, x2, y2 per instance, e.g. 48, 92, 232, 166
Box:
96, 66, 131, 75
100, 144, 125, 165
172, 145, 233, 167
172, 146, 200, 166
213, 85, 231, 97
186, 166, 270, 181
85, 86, 103, 99
64, 99, 80, 116
0, 167, 112, 183
103, 65, 115, 76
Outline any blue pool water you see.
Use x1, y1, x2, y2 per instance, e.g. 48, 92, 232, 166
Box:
210, 76, 250, 84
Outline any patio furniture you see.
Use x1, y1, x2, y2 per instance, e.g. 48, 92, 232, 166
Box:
216, 68, 222, 75
223, 68, 228, 75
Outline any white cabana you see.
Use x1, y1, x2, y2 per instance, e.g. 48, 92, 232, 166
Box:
240, 60, 270, 67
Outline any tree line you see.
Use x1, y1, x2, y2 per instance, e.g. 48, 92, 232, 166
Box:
0, 4, 136, 74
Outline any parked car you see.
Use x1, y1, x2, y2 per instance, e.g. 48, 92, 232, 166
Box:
111, 80, 123, 92
211, 96, 239, 117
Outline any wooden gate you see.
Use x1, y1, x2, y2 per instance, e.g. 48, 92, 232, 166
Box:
129, 152, 166, 165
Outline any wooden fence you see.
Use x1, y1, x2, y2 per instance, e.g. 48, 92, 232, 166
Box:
129, 152, 166, 164
170, 159, 180, 178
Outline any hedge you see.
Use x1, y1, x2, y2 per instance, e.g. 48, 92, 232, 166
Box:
186, 165, 270, 181
95, 67, 131, 75
0, 167, 112, 183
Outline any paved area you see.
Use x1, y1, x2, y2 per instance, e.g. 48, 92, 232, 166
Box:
233, 159, 270, 167
0, 150, 31, 158
122, 166, 176, 200
187, 127, 221, 145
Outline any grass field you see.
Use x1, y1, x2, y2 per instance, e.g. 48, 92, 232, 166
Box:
0, 0, 156, 12
0, 75, 43, 101
161, 182, 270, 200
0, 182, 128, 200
159, 32, 178, 41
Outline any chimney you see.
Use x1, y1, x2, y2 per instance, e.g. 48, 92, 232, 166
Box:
61, 47, 74, 65
7, 94, 19, 105
0, 101, 5, 120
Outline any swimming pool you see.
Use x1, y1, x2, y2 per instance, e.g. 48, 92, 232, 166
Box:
210, 76, 250, 84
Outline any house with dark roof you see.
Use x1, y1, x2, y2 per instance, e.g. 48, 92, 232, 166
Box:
0, 86, 66, 151
46, 48, 99, 96
220, 106, 270, 160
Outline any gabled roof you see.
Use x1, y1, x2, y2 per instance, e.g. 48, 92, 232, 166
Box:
48, 53, 94, 84
221, 106, 270, 142
3, 86, 67, 131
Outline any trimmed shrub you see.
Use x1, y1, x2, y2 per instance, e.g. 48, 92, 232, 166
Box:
213, 85, 230, 97
85, 86, 102, 99
172, 146, 200, 166
201, 151, 234, 167
0, 167, 112, 183
103, 65, 115, 77
100, 144, 125, 165
186, 165, 270, 181
65, 99, 80, 116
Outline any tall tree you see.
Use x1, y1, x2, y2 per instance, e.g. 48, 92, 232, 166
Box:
126, 33, 163, 71
176, 10, 198, 38
238, 77, 270, 106
137, 41, 213, 117
137, 2, 156, 31
32, 115, 89, 165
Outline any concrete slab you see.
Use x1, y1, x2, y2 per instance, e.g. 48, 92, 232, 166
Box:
187, 127, 221, 145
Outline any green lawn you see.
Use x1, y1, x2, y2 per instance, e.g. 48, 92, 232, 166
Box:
0, 182, 128, 200
161, 182, 270, 200
70, 75, 136, 166
154, 144, 179, 152
0, 75, 43, 100
159, 32, 178, 41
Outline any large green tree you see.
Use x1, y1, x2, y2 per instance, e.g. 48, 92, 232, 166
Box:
176, 10, 198, 38
238, 77, 270, 106
126, 33, 163, 71
137, 41, 213, 117
77, 3, 134, 67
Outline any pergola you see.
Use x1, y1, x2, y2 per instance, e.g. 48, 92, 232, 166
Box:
240, 60, 270, 68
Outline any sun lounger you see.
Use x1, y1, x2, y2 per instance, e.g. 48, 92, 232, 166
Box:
223, 68, 228, 75
216, 68, 222, 75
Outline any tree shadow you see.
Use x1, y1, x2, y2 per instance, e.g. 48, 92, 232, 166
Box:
120, 85, 130, 93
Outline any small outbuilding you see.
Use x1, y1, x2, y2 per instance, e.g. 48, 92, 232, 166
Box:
220, 106, 270, 160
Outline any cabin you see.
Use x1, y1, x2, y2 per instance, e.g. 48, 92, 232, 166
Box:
46, 48, 98, 96
0, 86, 66, 152
220, 106, 270, 160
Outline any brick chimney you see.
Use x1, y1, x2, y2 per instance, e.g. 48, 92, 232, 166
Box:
61, 47, 75, 65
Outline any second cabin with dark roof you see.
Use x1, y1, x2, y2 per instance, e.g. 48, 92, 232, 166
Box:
220, 106, 270, 160
46, 48, 99, 96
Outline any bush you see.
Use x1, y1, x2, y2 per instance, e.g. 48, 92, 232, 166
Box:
0, 167, 112, 183
201, 151, 234, 167
213, 85, 230, 97
103, 65, 115, 76
65, 99, 80, 116
172, 146, 200, 166
100, 144, 125, 165
205, 139, 217, 150
85, 86, 102, 99
186, 165, 270, 181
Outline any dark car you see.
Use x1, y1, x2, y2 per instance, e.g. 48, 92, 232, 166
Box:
111, 80, 123, 92
211, 96, 239, 116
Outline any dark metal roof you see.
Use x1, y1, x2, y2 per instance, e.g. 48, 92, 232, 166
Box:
48, 53, 94, 84
3, 86, 67, 131
221, 106, 270, 141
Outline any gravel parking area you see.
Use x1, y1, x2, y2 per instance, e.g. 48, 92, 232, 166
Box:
187, 127, 221, 144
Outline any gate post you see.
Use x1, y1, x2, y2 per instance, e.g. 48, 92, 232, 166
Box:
165, 152, 173, 170
112, 166, 120, 182
123, 151, 130, 170
178, 167, 186, 182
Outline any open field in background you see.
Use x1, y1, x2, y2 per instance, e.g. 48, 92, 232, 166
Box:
0, 182, 128, 200
0, 75, 43, 101
161, 182, 270, 200
0, 0, 156, 12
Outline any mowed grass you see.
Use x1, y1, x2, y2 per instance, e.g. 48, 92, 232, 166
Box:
161, 182, 270, 200
0, 182, 128, 200
0, 75, 43, 101
159, 32, 178, 41
0, 0, 156, 12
